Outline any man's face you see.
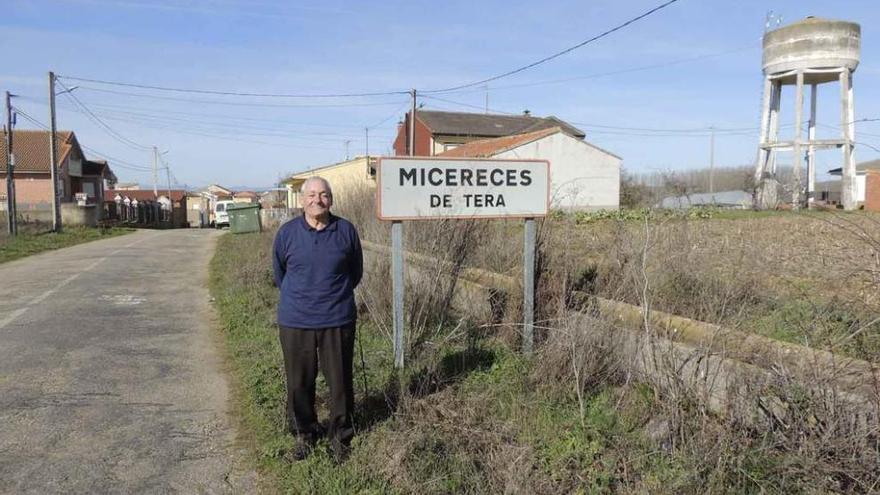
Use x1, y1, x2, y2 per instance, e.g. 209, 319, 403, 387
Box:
301, 180, 333, 217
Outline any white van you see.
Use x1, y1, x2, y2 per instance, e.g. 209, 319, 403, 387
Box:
213, 200, 236, 228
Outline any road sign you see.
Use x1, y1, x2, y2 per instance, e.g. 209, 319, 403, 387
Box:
377, 157, 549, 220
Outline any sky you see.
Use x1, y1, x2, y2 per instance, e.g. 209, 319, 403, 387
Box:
2, 0, 879, 190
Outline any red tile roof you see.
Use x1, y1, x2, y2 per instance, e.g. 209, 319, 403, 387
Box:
437, 127, 561, 158
1, 130, 75, 173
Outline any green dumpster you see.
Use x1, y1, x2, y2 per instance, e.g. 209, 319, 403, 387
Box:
227, 203, 261, 234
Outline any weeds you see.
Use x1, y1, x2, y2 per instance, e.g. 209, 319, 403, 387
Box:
210, 185, 880, 493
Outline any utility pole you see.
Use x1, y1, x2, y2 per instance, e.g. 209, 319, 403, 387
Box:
165, 165, 172, 224
152, 146, 159, 196
485, 84, 489, 114
48, 71, 61, 233
344, 139, 351, 160
709, 126, 715, 194
5, 91, 17, 235
409, 89, 416, 155
364, 127, 369, 158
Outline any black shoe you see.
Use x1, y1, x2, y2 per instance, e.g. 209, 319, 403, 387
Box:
329, 439, 350, 464
289, 435, 317, 461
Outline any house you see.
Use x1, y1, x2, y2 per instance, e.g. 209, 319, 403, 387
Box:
259, 189, 288, 209
113, 182, 141, 191
282, 156, 377, 209
393, 109, 586, 156
866, 169, 880, 211
827, 159, 880, 205
438, 127, 621, 210
204, 184, 233, 199
185, 191, 210, 228
232, 191, 258, 204
1, 130, 116, 224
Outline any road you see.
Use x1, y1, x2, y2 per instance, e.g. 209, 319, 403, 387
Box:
0, 229, 255, 493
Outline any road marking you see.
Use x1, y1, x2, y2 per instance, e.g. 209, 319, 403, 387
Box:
0, 308, 28, 331
0, 230, 167, 330
99, 294, 146, 306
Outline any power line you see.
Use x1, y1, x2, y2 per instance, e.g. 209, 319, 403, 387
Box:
12, 106, 154, 172
73, 85, 411, 109
420, 94, 515, 115
55, 79, 153, 152
57, 74, 410, 98
422, 0, 682, 94
432, 42, 759, 96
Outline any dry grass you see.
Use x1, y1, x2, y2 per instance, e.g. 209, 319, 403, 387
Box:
213, 184, 880, 493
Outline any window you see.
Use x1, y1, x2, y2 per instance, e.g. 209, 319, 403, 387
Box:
82, 182, 96, 198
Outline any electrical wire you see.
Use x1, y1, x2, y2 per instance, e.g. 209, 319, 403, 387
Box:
432, 42, 760, 96
56, 79, 153, 152
57, 74, 410, 98
73, 85, 411, 109
421, 0, 682, 93
12, 106, 156, 172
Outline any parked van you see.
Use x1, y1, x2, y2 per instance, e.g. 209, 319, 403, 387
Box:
213, 200, 236, 228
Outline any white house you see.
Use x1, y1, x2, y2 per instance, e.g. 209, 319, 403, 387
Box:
828, 159, 880, 204
439, 127, 621, 210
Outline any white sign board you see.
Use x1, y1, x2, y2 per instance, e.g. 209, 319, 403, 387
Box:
377, 157, 549, 220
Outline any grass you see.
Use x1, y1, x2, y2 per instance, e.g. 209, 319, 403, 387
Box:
210, 224, 880, 493
0, 225, 134, 264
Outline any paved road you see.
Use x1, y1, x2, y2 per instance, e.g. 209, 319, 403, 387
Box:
0, 229, 255, 493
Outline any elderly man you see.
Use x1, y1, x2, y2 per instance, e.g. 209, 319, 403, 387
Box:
272, 176, 363, 461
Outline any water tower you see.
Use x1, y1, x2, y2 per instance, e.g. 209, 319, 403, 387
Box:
754, 17, 861, 210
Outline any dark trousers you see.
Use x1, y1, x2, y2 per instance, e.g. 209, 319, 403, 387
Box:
278, 322, 356, 445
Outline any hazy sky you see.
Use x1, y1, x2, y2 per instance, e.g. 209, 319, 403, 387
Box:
2, 0, 879, 189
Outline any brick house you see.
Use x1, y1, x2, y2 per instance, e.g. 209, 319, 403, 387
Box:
1, 130, 116, 212
392, 110, 585, 156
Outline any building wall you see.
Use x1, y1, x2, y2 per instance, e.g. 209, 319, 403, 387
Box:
865, 170, 880, 212
287, 157, 376, 209
392, 115, 433, 156
431, 135, 488, 156
856, 174, 866, 203
495, 133, 621, 210
9, 176, 53, 209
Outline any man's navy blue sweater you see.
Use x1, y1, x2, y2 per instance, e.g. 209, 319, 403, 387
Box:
272, 214, 363, 329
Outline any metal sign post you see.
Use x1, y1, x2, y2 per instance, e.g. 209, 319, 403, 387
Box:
377, 156, 550, 363
523, 218, 536, 354
392, 220, 405, 368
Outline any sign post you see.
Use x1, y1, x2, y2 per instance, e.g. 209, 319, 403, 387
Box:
377, 157, 549, 363
523, 217, 536, 354
392, 220, 404, 368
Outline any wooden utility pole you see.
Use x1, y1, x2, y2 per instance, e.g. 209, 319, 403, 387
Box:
5, 91, 17, 235
48, 72, 61, 232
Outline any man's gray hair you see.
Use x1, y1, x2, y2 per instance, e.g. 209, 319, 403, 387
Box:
300, 176, 332, 196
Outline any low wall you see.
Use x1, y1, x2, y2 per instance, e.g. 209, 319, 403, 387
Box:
362, 240, 880, 421
14, 203, 99, 227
